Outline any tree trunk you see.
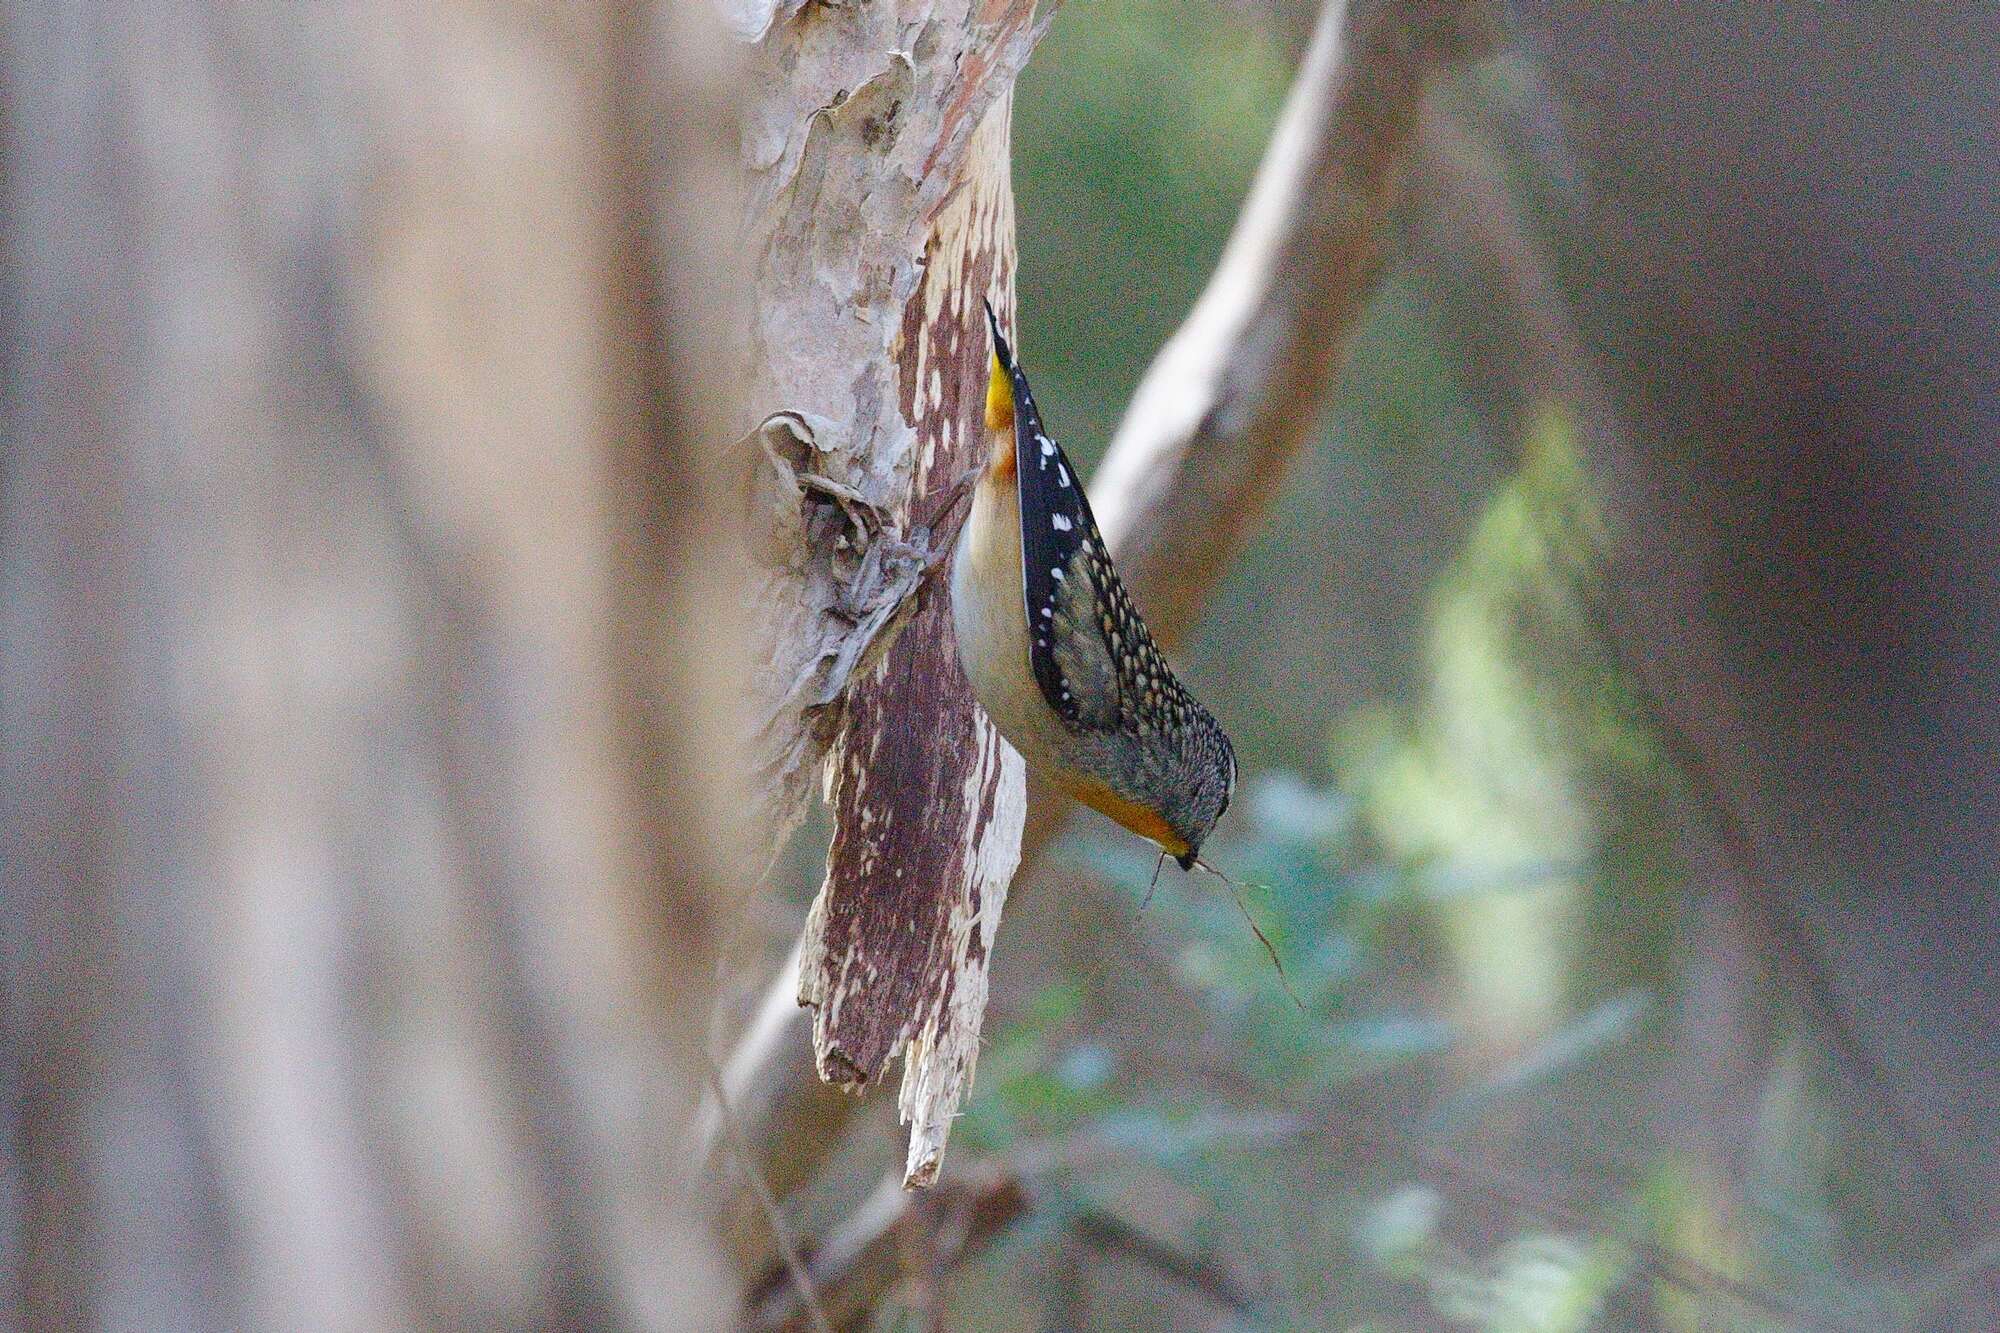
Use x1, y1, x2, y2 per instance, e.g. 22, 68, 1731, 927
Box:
730, 1, 1042, 1192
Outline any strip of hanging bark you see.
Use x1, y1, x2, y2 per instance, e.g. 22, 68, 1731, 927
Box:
699, 1, 1046, 1252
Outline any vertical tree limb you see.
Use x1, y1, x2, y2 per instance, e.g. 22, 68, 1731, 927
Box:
736, 4, 1041, 1191
798, 100, 1028, 1188
740, 1, 1042, 840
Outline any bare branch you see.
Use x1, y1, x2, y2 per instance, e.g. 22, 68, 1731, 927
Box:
1071, 1209, 1260, 1318
1089, 0, 1497, 643
1015, 0, 1495, 861
689, 941, 857, 1269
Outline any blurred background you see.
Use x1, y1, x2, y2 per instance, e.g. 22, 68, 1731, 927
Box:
749, 0, 2000, 1328
7, 0, 1997, 1329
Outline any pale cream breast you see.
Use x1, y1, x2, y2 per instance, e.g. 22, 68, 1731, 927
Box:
952, 472, 1069, 773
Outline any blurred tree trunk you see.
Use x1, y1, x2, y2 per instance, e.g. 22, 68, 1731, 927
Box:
1, 3, 742, 1329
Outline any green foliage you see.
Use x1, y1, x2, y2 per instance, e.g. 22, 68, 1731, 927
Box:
1358, 407, 1647, 870
965, 763, 1441, 1159
1353, 1180, 1642, 1330
1337, 410, 1631, 1053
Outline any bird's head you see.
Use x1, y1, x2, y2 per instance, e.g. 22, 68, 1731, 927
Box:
1167, 711, 1236, 870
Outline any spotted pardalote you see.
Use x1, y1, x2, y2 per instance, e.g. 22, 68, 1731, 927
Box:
951, 300, 1236, 869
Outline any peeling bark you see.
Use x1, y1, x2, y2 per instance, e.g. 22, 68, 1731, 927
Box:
798, 104, 1026, 1187
735, 5, 1040, 1187
740, 2, 1041, 838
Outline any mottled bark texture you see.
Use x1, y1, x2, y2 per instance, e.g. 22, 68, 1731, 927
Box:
0, 3, 743, 1329
735, 3, 1040, 1188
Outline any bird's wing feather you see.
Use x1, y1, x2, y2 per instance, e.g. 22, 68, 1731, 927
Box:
986, 314, 1122, 731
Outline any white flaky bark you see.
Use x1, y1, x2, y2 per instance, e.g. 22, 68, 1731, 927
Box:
794, 103, 1028, 1187
729, 2, 1043, 1195
738, 2, 1041, 837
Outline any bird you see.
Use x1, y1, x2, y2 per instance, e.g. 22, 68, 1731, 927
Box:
950, 299, 1236, 870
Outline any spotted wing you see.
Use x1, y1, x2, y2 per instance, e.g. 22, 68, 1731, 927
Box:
986, 316, 1124, 732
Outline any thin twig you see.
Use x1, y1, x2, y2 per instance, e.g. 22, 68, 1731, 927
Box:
750, 1167, 1029, 1331
1072, 1207, 1260, 1317
1579, 575, 1966, 1235
1141, 849, 1168, 909
702, 1051, 834, 1333
1906, 1229, 2000, 1318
